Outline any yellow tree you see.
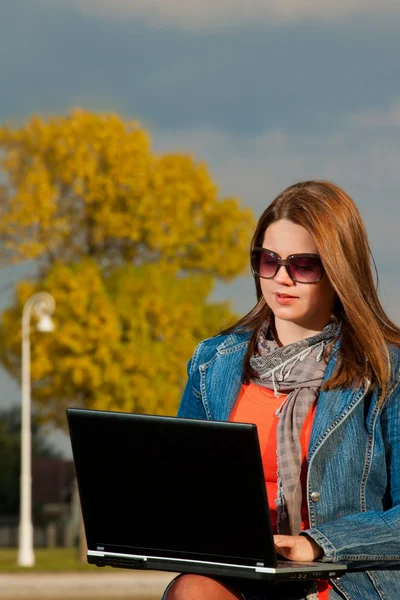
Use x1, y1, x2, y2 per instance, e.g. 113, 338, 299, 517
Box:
0, 111, 255, 423
0, 110, 253, 276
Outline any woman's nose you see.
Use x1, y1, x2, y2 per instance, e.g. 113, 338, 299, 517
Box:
274, 264, 294, 285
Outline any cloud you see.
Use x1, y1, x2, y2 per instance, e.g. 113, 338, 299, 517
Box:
153, 126, 400, 223
350, 98, 400, 127
152, 119, 400, 322
75, 0, 400, 29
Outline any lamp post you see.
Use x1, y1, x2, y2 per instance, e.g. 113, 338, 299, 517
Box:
18, 292, 55, 567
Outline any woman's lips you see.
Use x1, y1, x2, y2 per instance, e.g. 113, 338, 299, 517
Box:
275, 292, 297, 305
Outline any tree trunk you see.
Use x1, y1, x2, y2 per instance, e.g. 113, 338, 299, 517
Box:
78, 512, 87, 563
71, 478, 87, 563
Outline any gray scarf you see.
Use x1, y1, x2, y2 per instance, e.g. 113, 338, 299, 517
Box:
249, 321, 336, 535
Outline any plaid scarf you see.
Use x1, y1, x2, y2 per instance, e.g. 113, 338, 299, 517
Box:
249, 321, 336, 535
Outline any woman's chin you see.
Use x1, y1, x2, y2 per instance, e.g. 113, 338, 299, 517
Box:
272, 305, 301, 321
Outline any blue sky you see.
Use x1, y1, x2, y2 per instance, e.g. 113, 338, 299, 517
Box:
1, 0, 399, 452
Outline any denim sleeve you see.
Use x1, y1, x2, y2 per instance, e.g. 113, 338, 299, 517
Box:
176, 343, 208, 420
303, 380, 400, 562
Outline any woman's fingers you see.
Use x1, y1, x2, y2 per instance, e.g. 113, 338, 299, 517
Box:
273, 535, 323, 562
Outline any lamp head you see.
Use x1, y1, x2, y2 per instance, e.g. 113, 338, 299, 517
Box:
36, 314, 55, 333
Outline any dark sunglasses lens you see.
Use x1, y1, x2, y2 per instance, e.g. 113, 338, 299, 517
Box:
289, 256, 324, 282
252, 250, 278, 278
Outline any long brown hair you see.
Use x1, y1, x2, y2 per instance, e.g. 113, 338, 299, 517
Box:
225, 180, 400, 400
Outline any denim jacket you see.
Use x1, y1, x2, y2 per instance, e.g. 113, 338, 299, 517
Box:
177, 330, 400, 600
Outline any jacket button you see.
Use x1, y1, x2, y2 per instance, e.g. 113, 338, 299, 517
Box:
311, 491, 321, 502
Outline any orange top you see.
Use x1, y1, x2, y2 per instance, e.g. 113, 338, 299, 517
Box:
229, 382, 329, 599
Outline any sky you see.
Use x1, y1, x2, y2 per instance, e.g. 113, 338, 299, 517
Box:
0, 0, 399, 455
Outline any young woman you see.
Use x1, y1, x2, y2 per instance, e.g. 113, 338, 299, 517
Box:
162, 180, 400, 600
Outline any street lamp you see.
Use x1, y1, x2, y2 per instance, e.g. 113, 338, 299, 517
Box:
18, 292, 55, 567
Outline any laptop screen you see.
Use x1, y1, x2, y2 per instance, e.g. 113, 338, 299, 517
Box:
68, 409, 277, 567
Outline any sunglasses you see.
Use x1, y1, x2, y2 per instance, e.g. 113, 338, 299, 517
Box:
251, 248, 325, 284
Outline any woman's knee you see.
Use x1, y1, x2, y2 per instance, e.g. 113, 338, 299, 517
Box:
163, 573, 242, 600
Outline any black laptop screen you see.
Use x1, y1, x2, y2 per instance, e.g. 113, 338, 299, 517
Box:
68, 409, 276, 567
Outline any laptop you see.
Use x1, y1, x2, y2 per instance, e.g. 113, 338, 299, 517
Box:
67, 408, 347, 582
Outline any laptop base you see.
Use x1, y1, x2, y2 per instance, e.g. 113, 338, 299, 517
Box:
88, 550, 346, 582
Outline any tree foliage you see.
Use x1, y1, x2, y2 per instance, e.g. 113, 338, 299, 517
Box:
0, 260, 237, 425
0, 110, 253, 277
0, 111, 255, 423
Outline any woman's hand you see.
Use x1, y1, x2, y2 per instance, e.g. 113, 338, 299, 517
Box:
273, 534, 324, 562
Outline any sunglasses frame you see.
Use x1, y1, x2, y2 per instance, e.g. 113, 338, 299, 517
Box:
251, 247, 325, 284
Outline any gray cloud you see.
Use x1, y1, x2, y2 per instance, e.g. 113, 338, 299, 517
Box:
75, 0, 400, 29
350, 98, 400, 127
0, 2, 399, 139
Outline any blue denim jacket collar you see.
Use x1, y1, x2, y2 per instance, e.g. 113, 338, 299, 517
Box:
208, 330, 366, 440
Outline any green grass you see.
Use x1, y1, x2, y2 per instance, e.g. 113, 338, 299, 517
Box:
0, 548, 98, 572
